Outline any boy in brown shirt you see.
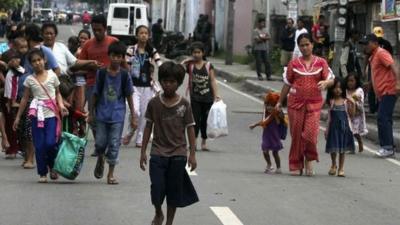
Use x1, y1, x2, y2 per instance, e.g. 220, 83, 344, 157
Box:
140, 61, 198, 225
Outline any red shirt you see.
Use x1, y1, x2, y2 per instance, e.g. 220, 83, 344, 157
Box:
285, 56, 331, 111
369, 47, 397, 99
78, 35, 118, 86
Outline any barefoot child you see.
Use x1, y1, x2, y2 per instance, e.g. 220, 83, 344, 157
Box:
345, 73, 368, 153
13, 49, 68, 183
140, 61, 198, 225
249, 92, 287, 174
325, 78, 355, 177
89, 41, 137, 185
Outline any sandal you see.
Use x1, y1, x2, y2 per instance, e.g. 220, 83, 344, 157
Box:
328, 166, 337, 176
94, 155, 105, 179
23, 163, 35, 169
337, 170, 346, 177
290, 170, 303, 176
264, 166, 274, 174
122, 132, 134, 146
107, 177, 119, 185
50, 170, 59, 180
38, 176, 48, 183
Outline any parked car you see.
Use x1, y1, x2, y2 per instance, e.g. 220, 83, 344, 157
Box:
40, 8, 54, 22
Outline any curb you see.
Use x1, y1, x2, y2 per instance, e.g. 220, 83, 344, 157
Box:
215, 67, 400, 152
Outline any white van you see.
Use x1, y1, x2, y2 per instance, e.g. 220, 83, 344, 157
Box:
107, 3, 149, 43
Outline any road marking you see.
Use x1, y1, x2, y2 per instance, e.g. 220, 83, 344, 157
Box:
217, 81, 263, 104
210, 207, 244, 225
218, 80, 400, 168
186, 165, 198, 176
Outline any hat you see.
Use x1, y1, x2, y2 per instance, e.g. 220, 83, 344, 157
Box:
359, 34, 379, 45
373, 26, 384, 38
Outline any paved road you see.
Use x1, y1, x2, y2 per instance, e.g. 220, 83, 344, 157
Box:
0, 24, 399, 225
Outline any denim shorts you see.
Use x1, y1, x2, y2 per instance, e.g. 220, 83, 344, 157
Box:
95, 121, 124, 165
149, 155, 199, 207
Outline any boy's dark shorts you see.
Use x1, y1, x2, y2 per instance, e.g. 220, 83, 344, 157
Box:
150, 155, 199, 208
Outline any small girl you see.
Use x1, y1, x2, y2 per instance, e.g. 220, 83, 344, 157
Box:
325, 78, 355, 177
345, 73, 368, 153
13, 49, 68, 183
249, 92, 287, 174
182, 42, 221, 151
122, 25, 162, 147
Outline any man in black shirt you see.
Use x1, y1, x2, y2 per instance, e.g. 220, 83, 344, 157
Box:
279, 18, 295, 67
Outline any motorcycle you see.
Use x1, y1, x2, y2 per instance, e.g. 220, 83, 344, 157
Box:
83, 23, 90, 30
161, 31, 192, 59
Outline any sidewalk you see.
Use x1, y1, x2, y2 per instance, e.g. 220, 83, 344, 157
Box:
209, 57, 400, 152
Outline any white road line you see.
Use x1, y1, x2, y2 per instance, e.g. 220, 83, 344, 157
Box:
218, 80, 400, 167
210, 207, 244, 225
186, 165, 197, 176
217, 81, 263, 104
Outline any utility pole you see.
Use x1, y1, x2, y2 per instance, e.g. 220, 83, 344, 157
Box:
225, 0, 235, 65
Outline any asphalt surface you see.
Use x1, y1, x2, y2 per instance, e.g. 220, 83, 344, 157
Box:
0, 24, 399, 225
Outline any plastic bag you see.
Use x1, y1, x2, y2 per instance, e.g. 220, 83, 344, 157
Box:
207, 101, 228, 139
53, 132, 87, 180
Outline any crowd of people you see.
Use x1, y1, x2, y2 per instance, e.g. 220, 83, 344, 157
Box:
0, 10, 400, 225
251, 15, 400, 177
0, 13, 224, 225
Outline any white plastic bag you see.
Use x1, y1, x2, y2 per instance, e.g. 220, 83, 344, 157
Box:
207, 101, 228, 139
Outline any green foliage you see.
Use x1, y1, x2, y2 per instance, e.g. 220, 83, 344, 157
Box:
0, 0, 25, 9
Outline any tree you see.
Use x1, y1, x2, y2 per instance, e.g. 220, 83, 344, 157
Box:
0, 0, 25, 9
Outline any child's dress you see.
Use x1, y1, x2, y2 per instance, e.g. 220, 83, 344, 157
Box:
346, 88, 368, 136
262, 120, 283, 151
326, 101, 355, 153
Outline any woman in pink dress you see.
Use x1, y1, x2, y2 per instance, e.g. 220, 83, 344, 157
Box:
276, 33, 334, 176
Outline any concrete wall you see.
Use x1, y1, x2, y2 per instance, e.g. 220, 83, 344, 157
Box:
232, 0, 253, 54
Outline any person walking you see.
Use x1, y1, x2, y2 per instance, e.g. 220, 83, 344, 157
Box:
292, 18, 308, 59
151, 19, 164, 51
360, 34, 400, 158
253, 18, 271, 81
277, 33, 334, 176
122, 25, 161, 148
13, 49, 68, 183
279, 18, 296, 67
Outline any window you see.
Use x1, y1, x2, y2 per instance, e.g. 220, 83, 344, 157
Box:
113, 7, 129, 19
136, 8, 141, 19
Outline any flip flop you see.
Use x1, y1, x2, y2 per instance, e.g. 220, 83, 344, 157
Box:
38, 177, 48, 183
23, 163, 35, 169
94, 155, 105, 179
107, 177, 119, 185
50, 170, 59, 180
337, 170, 346, 177
122, 133, 134, 146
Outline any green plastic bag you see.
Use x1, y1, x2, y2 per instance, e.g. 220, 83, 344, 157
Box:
53, 132, 87, 180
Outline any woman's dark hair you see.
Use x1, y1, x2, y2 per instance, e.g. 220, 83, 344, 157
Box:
17, 22, 26, 33
135, 25, 156, 56
258, 18, 266, 23
108, 41, 127, 56
41, 22, 58, 35
91, 14, 107, 28
326, 77, 346, 103
25, 23, 43, 42
344, 72, 362, 90
27, 48, 45, 63
297, 33, 313, 45
158, 61, 185, 86
78, 29, 91, 40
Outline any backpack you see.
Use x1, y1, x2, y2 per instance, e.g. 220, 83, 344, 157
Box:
186, 61, 211, 96
96, 68, 129, 103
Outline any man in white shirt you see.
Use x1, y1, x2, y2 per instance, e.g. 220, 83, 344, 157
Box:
292, 18, 308, 59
